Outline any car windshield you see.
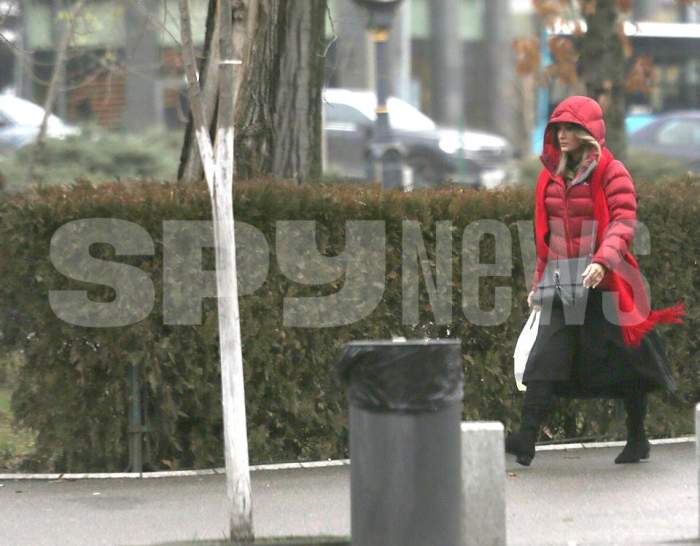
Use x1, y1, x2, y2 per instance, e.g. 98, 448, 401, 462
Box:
0, 96, 59, 126
336, 93, 436, 132
386, 98, 436, 131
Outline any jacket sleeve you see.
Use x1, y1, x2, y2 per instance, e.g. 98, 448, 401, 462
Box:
592, 160, 637, 271
531, 255, 547, 293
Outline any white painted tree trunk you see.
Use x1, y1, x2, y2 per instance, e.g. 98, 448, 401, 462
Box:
179, 0, 253, 541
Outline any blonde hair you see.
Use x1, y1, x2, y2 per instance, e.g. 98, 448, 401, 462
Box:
555, 126, 602, 180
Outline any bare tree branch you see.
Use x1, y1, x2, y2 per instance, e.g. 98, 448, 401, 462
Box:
25, 0, 87, 186
178, 0, 215, 186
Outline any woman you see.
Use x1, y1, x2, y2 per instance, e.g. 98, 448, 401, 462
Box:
506, 95, 684, 466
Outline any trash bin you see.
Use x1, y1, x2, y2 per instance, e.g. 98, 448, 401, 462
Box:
336, 339, 463, 546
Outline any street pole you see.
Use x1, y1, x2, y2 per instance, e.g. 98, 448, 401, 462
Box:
336, 1, 372, 89
484, 0, 515, 144
354, 0, 405, 190
430, 0, 462, 125
388, 1, 411, 103
370, 25, 402, 189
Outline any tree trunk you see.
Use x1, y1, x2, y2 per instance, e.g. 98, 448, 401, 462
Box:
179, 0, 253, 540
50, 0, 68, 119
214, 0, 252, 536
579, 1, 626, 159
178, 0, 253, 183
233, 0, 326, 182
179, 0, 326, 184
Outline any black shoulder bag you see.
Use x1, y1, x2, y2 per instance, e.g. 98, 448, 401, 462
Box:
532, 255, 592, 308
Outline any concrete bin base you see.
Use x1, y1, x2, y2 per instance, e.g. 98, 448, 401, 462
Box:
349, 404, 462, 546
461, 421, 506, 546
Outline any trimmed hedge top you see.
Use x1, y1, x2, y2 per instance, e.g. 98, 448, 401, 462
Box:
0, 176, 697, 472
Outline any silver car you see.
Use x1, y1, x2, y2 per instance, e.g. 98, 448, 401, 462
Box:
323, 88, 517, 189
0, 94, 81, 155
627, 110, 700, 174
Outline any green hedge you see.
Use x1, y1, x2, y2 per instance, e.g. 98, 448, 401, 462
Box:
0, 177, 698, 472
0, 128, 182, 193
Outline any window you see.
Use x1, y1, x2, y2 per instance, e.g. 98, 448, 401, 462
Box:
324, 102, 372, 126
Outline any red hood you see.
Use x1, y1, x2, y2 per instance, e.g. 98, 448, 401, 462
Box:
540, 95, 606, 174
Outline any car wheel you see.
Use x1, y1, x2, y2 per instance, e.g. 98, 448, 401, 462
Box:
407, 154, 444, 188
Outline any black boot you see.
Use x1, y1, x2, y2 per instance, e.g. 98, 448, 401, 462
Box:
505, 430, 537, 466
615, 391, 650, 464
506, 381, 554, 466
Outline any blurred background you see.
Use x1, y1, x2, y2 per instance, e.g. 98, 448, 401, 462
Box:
0, 0, 698, 192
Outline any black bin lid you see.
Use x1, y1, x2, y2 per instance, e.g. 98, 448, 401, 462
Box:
336, 339, 463, 413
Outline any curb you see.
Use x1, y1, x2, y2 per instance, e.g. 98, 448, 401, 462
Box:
0, 436, 693, 481
0, 459, 351, 481
536, 435, 695, 451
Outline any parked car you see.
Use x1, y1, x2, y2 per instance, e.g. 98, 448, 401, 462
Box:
627, 110, 700, 173
323, 88, 517, 189
0, 94, 81, 155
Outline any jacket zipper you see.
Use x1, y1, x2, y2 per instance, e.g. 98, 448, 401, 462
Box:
562, 178, 572, 257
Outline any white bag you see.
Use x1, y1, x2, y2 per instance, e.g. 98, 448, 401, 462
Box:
513, 309, 540, 392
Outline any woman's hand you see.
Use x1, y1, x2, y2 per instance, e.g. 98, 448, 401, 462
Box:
527, 290, 541, 311
582, 263, 606, 289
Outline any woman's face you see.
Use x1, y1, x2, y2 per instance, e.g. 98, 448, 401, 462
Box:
557, 123, 583, 154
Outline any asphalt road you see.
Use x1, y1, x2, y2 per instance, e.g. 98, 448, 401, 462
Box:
0, 442, 697, 546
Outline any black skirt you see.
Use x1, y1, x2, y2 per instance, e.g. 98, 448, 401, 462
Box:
522, 289, 677, 398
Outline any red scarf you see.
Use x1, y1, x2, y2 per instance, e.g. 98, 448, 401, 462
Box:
535, 148, 685, 347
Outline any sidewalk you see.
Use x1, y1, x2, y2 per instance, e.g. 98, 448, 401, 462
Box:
0, 441, 697, 546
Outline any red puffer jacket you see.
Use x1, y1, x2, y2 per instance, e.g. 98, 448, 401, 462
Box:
532, 96, 636, 291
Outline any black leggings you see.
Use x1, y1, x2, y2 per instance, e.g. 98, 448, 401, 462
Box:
521, 380, 647, 438
520, 381, 555, 433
